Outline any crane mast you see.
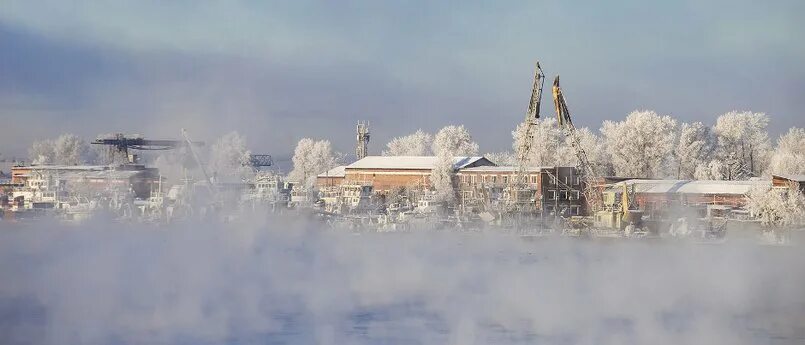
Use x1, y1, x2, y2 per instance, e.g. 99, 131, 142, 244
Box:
516, 61, 545, 185
509, 61, 545, 211
551, 76, 602, 212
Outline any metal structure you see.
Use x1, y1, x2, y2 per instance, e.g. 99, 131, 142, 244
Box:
92, 133, 204, 157
356, 121, 370, 160
245, 154, 273, 168
509, 61, 545, 212
551, 75, 602, 212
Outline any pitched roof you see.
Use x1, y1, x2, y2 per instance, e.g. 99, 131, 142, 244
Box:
459, 165, 575, 173
345, 156, 492, 170
773, 174, 805, 182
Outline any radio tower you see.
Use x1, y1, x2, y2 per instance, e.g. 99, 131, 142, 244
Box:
356, 121, 370, 160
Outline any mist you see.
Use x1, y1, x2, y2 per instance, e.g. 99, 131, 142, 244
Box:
1, 216, 803, 345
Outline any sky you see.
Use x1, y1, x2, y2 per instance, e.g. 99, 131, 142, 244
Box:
1, 0, 803, 162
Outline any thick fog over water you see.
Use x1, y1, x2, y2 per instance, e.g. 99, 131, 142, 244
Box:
1, 216, 803, 345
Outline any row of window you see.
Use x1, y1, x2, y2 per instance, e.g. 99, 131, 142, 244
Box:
458, 174, 582, 186
459, 175, 540, 184
546, 189, 580, 200
545, 205, 581, 216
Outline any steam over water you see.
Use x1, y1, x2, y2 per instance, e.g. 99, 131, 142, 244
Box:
1, 217, 804, 344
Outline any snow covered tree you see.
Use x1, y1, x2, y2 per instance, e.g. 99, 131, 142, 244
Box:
693, 160, 728, 180
432, 125, 479, 157
767, 127, 805, 176
428, 125, 478, 202
288, 138, 337, 188
382, 129, 433, 156
28, 134, 94, 165
713, 111, 771, 179
674, 122, 715, 179
484, 151, 516, 166
555, 127, 614, 176
208, 131, 252, 180
601, 110, 678, 178
29, 139, 56, 165
512, 118, 563, 167
746, 182, 805, 228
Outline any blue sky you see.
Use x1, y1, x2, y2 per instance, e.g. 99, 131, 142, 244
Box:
1, 0, 803, 159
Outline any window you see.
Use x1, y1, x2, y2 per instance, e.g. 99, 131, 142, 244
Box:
559, 190, 568, 200
573, 176, 580, 186
547, 190, 556, 200
491, 176, 497, 183
570, 206, 580, 215
471, 175, 476, 184
545, 205, 555, 215
531, 175, 538, 184
570, 190, 580, 200
503, 176, 509, 184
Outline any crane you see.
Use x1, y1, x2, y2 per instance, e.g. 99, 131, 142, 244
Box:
509, 61, 545, 211
551, 75, 602, 212
92, 133, 204, 163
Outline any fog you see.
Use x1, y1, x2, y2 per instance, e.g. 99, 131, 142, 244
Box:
1, 217, 804, 344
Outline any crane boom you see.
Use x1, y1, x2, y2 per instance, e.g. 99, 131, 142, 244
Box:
510, 61, 545, 211
551, 75, 602, 212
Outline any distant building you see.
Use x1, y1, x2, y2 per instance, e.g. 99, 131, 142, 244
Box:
316, 166, 346, 188
602, 179, 771, 220
10, 164, 161, 199
338, 156, 495, 193
456, 166, 585, 216
772, 174, 805, 193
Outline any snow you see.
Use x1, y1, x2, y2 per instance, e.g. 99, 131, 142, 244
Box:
608, 179, 770, 195
773, 174, 805, 182
317, 165, 346, 178
460, 166, 564, 173
346, 156, 490, 170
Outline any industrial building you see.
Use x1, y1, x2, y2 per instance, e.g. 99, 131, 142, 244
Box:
335, 156, 495, 193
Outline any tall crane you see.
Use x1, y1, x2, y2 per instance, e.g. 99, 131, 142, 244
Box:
510, 61, 545, 211
551, 76, 602, 212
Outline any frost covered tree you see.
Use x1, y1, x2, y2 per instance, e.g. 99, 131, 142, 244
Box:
713, 111, 771, 179
767, 127, 805, 176
555, 127, 613, 176
428, 125, 478, 202
601, 110, 678, 178
484, 151, 516, 166
28, 134, 94, 165
693, 160, 728, 180
512, 118, 563, 167
746, 183, 805, 228
674, 122, 715, 179
432, 125, 479, 157
208, 131, 252, 180
382, 129, 433, 156
288, 138, 337, 188
29, 139, 56, 165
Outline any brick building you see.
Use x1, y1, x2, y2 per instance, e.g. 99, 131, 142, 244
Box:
338, 156, 495, 193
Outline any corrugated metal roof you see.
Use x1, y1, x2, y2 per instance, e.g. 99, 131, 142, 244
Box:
346, 156, 490, 170
607, 179, 770, 195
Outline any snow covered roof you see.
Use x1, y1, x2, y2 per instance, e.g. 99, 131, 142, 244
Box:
773, 174, 805, 182
608, 179, 770, 195
346, 156, 493, 170
318, 165, 346, 178
18, 165, 111, 171
459, 165, 574, 173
